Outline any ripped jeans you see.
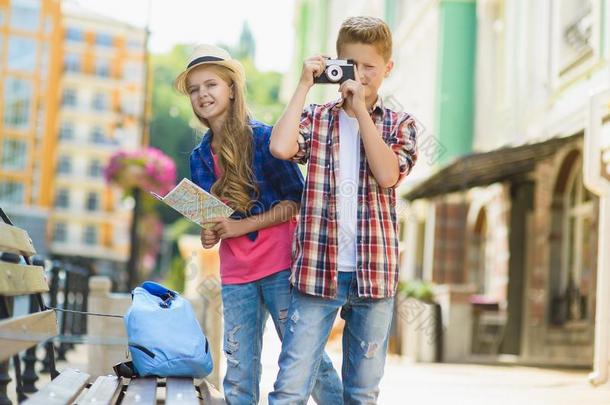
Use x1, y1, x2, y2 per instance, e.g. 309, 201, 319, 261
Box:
269, 271, 394, 405
221, 270, 342, 405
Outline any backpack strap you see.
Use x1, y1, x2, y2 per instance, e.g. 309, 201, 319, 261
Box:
113, 361, 137, 378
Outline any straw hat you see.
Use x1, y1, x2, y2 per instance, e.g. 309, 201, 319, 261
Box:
174, 44, 246, 94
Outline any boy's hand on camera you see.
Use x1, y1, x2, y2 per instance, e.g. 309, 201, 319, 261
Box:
340, 65, 367, 115
300, 55, 326, 88
339, 81, 366, 115
200, 228, 220, 248
205, 217, 250, 240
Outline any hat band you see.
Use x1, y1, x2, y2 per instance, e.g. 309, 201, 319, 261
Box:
187, 55, 225, 69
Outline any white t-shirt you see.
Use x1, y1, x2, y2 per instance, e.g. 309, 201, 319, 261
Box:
337, 110, 361, 272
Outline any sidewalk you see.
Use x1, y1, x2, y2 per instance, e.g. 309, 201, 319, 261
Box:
256, 320, 610, 405
9, 320, 610, 404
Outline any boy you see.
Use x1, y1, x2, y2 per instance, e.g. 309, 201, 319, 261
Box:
268, 16, 418, 403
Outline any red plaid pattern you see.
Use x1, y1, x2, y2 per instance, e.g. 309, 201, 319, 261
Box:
290, 98, 418, 299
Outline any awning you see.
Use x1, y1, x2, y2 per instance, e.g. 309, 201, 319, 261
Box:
403, 134, 580, 201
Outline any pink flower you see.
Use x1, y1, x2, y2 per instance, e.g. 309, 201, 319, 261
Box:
104, 148, 177, 195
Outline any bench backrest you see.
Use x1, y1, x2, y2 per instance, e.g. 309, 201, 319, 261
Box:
0, 222, 58, 362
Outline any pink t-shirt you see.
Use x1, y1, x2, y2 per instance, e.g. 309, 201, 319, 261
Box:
211, 152, 295, 285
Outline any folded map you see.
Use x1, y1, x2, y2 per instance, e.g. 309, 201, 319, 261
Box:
151, 178, 234, 229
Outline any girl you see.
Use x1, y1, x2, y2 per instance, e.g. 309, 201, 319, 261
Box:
176, 44, 342, 404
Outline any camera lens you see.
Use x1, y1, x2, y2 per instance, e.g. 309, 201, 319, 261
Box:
326, 65, 343, 82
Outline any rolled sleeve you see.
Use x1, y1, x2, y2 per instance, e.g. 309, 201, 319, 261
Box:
390, 114, 418, 187
291, 104, 314, 164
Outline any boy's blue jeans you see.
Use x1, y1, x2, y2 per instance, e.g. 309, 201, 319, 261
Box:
221, 270, 342, 405
269, 271, 394, 405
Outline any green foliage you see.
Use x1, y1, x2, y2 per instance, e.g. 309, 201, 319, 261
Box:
166, 217, 200, 240
163, 255, 186, 294
398, 280, 436, 303
149, 45, 200, 224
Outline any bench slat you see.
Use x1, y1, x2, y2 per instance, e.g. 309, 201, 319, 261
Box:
79, 375, 122, 405
165, 378, 199, 405
0, 262, 48, 295
121, 378, 157, 405
23, 368, 90, 405
0, 309, 57, 361
0, 223, 36, 256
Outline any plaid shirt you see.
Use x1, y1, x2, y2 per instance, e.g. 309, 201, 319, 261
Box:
290, 97, 418, 299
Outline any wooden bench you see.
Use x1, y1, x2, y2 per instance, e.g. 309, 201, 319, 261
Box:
0, 209, 224, 404
23, 372, 223, 404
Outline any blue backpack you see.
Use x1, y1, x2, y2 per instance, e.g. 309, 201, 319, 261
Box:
123, 281, 213, 378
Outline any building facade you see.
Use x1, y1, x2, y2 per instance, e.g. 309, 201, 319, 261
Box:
0, 0, 62, 254
49, 2, 148, 275
403, 0, 610, 368
0, 0, 149, 276
287, 0, 610, 370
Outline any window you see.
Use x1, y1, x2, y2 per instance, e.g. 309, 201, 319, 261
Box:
96, 33, 113, 47
88, 159, 104, 178
95, 60, 110, 77
59, 122, 74, 140
1, 139, 27, 170
90, 126, 106, 143
127, 38, 142, 51
7, 36, 37, 72
86, 192, 99, 211
54, 189, 69, 208
0, 182, 24, 204
83, 225, 98, 245
123, 62, 143, 83
65, 27, 83, 42
92, 93, 107, 111
64, 53, 80, 73
53, 222, 67, 242
9, 0, 40, 32
549, 152, 596, 326
3, 78, 32, 129
56, 156, 72, 174
558, 0, 593, 72
551, 0, 602, 85
62, 88, 77, 107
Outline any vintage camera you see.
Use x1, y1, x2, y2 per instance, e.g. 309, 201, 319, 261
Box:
314, 58, 355, 84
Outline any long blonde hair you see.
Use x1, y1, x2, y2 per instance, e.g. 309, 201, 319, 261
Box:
189, 64, 258, 213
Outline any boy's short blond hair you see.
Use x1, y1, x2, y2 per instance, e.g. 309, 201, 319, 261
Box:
336, 16, 392, 61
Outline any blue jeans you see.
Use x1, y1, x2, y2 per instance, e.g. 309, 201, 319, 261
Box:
221, 270, 342, 405
269, 271, 394, 404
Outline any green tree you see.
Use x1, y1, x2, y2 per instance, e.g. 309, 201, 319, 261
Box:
149, 45, 203, 224
235, 21, 256, 60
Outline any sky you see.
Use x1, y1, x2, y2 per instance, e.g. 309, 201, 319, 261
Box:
72, 0, 296, 72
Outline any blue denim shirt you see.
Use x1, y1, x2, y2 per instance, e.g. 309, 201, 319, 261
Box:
189, 120, 304, 241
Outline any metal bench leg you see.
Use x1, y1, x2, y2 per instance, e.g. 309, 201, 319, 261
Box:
22, 296, 39, 393
0, 361, 11, 405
